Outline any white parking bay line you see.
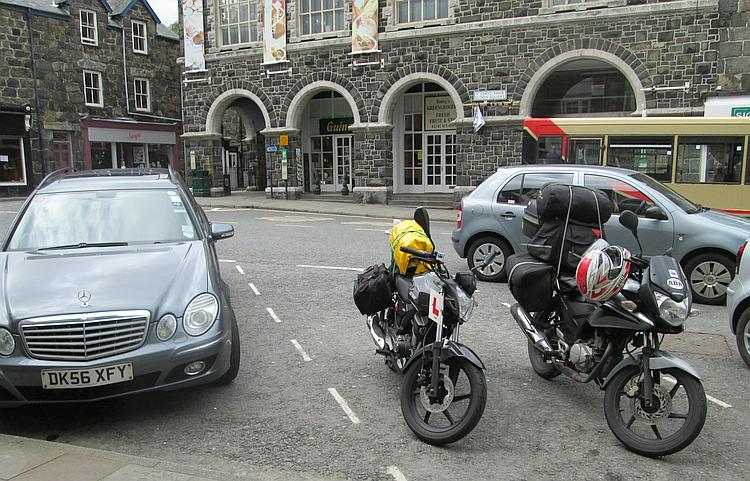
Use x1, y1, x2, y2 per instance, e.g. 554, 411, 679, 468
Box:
275, 224, 313, 228
328, 388, 360, 424
355, 228, 389, 232
266, 307, 282, 323
297, 264, 364, 272
290, 340, 312, 362
235, 265, 245, 275
248, 283, 261, 296
219, 259, 236, 263
662, 377, 732, 408
387, 466, 408, 481
502, 302, 511, 308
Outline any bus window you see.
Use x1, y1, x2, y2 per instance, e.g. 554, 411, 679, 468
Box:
538, 136, 563, 164
569, 138, 602, 165
584, 174, 655, 216
676, 136, 744, 184
607, 137, 673, 182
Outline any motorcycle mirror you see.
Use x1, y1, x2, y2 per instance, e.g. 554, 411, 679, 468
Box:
619, 210, 639, 237
414, 207, 431, 239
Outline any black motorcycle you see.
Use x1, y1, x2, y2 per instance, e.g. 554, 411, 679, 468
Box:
363, 208, 491, 445
510, 210, 707, 457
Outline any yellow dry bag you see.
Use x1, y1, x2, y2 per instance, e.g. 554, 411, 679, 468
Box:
389, 220, 434, 275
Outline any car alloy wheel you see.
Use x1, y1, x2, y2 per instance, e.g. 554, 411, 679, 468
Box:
472, 243, 504, 277
689, 260, 731, 300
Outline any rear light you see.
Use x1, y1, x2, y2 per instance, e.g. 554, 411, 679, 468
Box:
737, 240, 747, 275
457, 202, 463, 229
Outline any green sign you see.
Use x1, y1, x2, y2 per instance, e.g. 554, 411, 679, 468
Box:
319, 117, 354, 135
731, 107, 750, 117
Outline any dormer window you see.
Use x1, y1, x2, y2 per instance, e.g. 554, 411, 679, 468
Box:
80, 9, 98, 46
132, 20, 148, 54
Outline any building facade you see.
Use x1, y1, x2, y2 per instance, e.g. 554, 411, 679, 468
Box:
180, 0, 750, 201
0, 0, 181, 195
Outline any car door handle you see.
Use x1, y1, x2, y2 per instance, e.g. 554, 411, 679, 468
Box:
501, 212, 516, 219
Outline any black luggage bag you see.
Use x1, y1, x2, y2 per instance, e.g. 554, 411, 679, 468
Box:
353, 263, 394, 315
536, 184, 612, 225
506, 253, 555, 313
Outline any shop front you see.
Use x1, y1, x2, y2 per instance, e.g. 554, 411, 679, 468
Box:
82, 118, 180, 171
0, 105, 32, 194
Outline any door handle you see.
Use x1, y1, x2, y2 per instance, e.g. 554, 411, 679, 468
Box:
501, 212, 516, 219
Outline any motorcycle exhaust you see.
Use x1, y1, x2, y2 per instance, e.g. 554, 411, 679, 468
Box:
367, 314, 386, 350
510, 304, 553, 353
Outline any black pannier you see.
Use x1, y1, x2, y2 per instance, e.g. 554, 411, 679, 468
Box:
507, 253, 555, 313
522, 199, 541, 238
527, 221, 602, 275
353, 264, 394, 315
536, 184, 612, 226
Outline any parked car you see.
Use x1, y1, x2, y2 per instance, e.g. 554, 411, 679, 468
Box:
0, 169, 240, 406
452, 165, 750, 305
727, 238, 750, 367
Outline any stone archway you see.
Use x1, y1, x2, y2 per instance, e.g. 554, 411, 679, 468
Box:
377, 71, 466, 126
205, 88, 272, 135
284, 80, 362, 130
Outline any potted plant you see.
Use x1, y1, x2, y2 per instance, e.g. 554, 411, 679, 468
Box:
341, 175, 350, 196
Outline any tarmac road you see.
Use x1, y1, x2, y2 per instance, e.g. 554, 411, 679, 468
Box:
0, 203, 747, 480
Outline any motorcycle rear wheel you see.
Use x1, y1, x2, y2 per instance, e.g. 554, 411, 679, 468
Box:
604, 366, 706, 457
527, 340, 561, 379
400, 356, 486, 446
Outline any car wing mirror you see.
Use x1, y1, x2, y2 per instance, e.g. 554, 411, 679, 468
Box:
210, 223, 234, 240
645, 205, 668, 221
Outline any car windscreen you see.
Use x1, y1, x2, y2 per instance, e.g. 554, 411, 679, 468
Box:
628, 173, 699, 214
7, 189, 199, 251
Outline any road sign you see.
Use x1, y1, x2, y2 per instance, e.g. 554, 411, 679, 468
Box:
280, 135, 289, 146
473, 89, 507, 102
266, 145, 278, 153
731, 107, 750, 117
281, 159, 288, 181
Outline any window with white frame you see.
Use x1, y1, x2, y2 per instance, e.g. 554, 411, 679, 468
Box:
218, 0, 259, 46
80, 9, 98, 45
134, 78, 150, 112
83, 71, 103, 107
299, 0, 345, 36
395, 0, 449, 24
132, 20, 148, 53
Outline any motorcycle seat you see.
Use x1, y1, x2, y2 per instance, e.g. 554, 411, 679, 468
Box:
395, 275, 412, 301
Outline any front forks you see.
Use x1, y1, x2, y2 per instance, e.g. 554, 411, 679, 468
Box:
640, 332, 661, 409
428, 315, 445, 398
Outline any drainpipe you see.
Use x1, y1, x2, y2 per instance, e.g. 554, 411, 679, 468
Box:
26, 10, 46, 177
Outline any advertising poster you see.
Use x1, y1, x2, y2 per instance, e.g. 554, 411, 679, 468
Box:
352, 0, 378, 54
425, 96, 456, 131
264, 0, 287, 64
182, 0, 206, 71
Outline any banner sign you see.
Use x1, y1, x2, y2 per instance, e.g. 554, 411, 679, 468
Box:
319, 118, 354, 135
731, 107, 750, 117
182, 0, 205, 70
424, 96, 456, 131
263, 0, 287, 64
352, 0, 378, 54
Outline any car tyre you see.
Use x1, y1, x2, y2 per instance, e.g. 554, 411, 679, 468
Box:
735, 307, 750, 369
683, 253, 735, 305
467, 236, 512, 282
215, 318, 240, 385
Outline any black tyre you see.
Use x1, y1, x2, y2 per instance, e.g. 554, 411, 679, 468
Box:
215, 318, 241, 385
467, 236, 512, 282
400, 356, 487, 445
527, 340, 561, 379
735, 307, 750, 368
604, 366, 706, 457
683, 252, 734, 305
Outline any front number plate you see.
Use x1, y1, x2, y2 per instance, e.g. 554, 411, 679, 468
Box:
41, 363, 134, 390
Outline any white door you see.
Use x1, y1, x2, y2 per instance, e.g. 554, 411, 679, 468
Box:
335, 136, 352, 192
424, 132, 456, 193
228, 152, 239, 188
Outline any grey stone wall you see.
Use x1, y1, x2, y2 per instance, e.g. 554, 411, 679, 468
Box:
717, 0, 750, 93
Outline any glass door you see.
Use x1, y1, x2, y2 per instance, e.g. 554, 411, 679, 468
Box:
424, 132, 457, 192
335, 136, 352, 192
569, 138, 603, 165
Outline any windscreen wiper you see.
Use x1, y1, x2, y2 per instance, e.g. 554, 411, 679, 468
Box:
34, 242, 129, 251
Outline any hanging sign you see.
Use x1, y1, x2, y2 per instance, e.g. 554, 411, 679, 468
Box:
428, 289, 444, 324
352, 0, 378, 54
473, 90, 507, 102
182, 0, 206, 71
263, 0, 287, 64
319, 118, 354, 135
424, 96, 456, 131
266, 145, 278, 153
473, 105, 485, 133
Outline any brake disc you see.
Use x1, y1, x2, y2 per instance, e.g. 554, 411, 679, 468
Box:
419, 375, 455, 413
627, 378, 673, 423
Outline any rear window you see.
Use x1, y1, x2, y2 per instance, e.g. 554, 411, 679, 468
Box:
497, 172, 575, 204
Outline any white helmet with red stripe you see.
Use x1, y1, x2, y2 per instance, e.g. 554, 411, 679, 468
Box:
576, 241, 631, 302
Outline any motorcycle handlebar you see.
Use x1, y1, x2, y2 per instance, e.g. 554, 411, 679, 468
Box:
400, 246, 437, 262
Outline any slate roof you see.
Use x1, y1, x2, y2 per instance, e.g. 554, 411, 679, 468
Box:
0, 0, 70, 17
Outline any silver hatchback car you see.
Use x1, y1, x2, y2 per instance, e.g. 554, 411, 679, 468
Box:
727, 238, 750, 367
452, 165, 750, 305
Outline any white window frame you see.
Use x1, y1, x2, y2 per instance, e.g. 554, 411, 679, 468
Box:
83, 70, 104, 108
297, 0, 346, 38
217, 0, 261, 48
394, 0, 450, 26
0, 136, 28, 186
80, 9, 98, 46
134, 78, 151, 112
132, 20, 148, 54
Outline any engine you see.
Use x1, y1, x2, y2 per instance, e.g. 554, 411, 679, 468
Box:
569, 342, 595, 372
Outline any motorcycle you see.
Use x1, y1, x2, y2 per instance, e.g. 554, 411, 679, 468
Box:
365, 208, 492, 445
510, 210, 707, 457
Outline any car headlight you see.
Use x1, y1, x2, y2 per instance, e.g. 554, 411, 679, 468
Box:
183, 294, 219, 336
156, 314, 177, 341
455, 287, 476, 323
653, 291, 689, 325
0, 328, 15, 356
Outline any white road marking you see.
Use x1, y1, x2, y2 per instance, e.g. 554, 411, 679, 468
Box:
328, 388, 360, 424
275, 224, 313, 228
248, 283, 261, 296
663, 377, 732, 408
219, 259, 236, 263
355, 228, 390, 232
502, 302, 511, 308
387, 466, 408, 481
297, 264, 364, 272
290, 340, 312, 362
0, 211, 17, 214
266, 307, 282, 323
235, 265, 245, 275
440, 232, 452, 235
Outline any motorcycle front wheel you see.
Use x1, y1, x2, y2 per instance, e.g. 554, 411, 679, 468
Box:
604, 366, 707, 457
400, 356, 487, 446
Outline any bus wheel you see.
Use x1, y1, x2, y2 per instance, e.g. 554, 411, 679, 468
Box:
684, 253, 734, 305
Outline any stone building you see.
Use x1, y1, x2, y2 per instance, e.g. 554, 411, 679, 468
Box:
180, 0, 750, 201
0, 0, 181, 196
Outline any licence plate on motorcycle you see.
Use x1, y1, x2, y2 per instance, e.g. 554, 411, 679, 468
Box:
41, 363, 133, 389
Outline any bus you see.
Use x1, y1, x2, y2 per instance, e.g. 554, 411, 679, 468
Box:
522, 117, 750, 215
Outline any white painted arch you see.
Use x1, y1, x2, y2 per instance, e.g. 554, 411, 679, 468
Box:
519, 49, 648, 117
205, 88, 272, 137
285, 80, 362, 130
378, 72, 465, 125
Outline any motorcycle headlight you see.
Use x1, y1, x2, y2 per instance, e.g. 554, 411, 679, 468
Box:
455, 287, 476, 323
653, 291, 689, 325
0, 328, 14, 356
183, 294, 219, 336
156, 314, 177, 341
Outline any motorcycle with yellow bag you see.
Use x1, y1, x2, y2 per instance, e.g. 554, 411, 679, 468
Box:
355, 208, 495, 445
